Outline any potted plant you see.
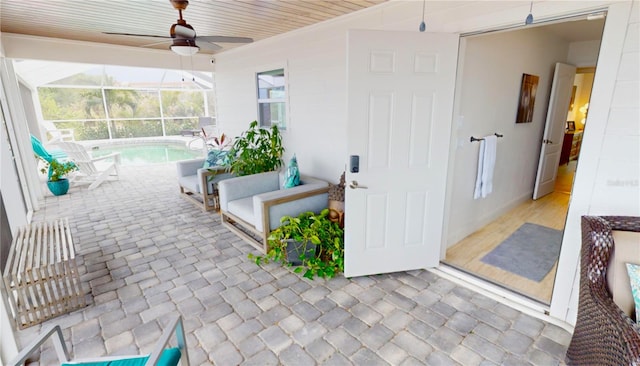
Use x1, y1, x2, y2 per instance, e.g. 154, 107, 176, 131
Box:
37, 157, 78, 196
226, 121, 284, 176
250, 209, 345, 280
204, 133, 232, 172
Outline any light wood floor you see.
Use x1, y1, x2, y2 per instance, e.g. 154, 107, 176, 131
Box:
444, 162, 576, 303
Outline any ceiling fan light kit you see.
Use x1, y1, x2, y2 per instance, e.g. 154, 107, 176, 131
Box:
170, 37, 199, 56
171, 45, 199, 56
103, 0, 253, 55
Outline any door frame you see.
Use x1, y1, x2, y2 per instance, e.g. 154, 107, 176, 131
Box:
441, 3, 628, 325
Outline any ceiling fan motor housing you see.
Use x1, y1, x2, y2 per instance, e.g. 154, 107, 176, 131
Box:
170, 0, 189, 11
170, 21, 196, 39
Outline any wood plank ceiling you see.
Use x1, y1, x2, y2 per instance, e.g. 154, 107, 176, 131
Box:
0, 0, 387, 54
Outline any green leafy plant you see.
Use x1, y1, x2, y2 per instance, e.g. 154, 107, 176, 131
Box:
37, 156, 78, 182
227, 121, 284, 176
205, 133, 233, 179
249, 209, 345, 280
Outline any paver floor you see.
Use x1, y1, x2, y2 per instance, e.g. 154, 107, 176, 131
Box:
16, 162, 572, 365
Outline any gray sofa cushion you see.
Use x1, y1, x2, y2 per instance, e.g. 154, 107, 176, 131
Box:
608, 230, 640, 319
218, 171, 280, 212
176, 158, 206, 177
253, 181, 329, 232
228, 197, 255, 227
177, 175, 201, 194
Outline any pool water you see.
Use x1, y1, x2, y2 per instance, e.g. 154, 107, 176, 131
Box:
92, 143, 202, 166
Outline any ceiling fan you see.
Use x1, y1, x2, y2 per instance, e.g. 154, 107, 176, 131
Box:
104, 0, 253, 56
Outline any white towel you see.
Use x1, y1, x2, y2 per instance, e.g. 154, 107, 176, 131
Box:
473, 135, 497, 199
481, 135, 497, 197
473, 140, 485, 199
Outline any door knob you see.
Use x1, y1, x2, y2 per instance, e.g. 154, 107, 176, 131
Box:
543, 139, 554, 144
349, 180, 367, 189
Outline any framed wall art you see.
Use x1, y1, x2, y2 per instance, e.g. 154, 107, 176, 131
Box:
515, 73, 539, 123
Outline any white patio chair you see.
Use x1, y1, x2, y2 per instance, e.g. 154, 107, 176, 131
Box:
9, 315, 189, 366
186, 117, 220, 156
41, 120, 75, 143
55, 141, 121, 190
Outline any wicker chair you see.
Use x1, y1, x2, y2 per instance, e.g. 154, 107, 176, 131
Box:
566, 216, 640, 365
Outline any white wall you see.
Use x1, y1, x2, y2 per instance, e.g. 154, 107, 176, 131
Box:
567, 40, 602, 67
447, 27, 570, 246
214, 16, 361, 181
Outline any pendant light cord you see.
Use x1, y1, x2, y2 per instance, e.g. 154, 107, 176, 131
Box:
525, 1, 534, 25
419, 0, 426, 32
189, 54, 195, 82
179, 55, 185, 83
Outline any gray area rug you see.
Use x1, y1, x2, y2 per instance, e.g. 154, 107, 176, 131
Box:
481, 223, 563, 282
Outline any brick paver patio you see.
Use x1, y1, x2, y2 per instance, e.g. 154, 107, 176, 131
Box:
15, 162, 572, 365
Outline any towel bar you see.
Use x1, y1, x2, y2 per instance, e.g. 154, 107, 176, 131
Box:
471, 133, 503, 142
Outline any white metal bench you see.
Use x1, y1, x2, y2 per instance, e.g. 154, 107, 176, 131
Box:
2, 218, 85, 329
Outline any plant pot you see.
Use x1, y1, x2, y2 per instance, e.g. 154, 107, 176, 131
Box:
328, 200, 345, 228
47, 179, 70, 196
286, 239, 317, 266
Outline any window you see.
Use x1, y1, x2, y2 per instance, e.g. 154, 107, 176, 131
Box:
257, 69, 286, 129
27, 61, 215, 141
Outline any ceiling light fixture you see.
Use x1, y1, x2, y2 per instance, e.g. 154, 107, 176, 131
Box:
419, 0, 426, 32
171, 39, 199, 56
525, 1, 534, 25
171, 45, 199, 56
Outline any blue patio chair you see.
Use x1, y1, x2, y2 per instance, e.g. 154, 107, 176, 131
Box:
9, 315, 189, 366
31, 134, 67, 161
31, 134, 76, 180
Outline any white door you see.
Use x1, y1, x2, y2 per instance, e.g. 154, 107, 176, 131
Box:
344, 30, 459, 278
533, 63, 576, 200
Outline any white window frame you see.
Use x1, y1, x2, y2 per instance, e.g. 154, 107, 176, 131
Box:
256, 68, 287, 130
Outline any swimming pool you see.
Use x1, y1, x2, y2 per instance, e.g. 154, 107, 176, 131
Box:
91, 143, 203, 166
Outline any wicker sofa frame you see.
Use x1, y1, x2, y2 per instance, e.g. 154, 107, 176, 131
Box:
566, 216, 640, 365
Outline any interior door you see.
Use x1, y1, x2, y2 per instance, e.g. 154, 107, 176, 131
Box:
533, 63, 576, 200
344, 30, 459, 278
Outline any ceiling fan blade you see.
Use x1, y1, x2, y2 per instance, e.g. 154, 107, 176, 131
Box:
174, 24, 196, 38
141, 40, 173, 48
103, 32, 170, 39
198, 42, 223, 51
197, 36, 253, 44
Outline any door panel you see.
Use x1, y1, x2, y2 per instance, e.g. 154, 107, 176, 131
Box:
345, 30, 459, 277
533, 63, 576, 199
409, 92, 435, 167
